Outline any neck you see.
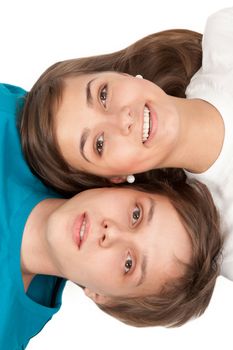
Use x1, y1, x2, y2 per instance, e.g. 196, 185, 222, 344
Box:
21, 198, 66, 291
166, 97, 224, 173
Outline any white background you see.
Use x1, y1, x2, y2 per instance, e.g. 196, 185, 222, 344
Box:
1, 1, 233, 349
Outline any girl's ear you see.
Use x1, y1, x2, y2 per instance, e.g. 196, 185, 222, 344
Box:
84, 288, 112, 305
109, 176, 127, 184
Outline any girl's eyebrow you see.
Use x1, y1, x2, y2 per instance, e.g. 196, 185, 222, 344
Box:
86, 78, 97, 107
80, 128, 91, 163
81, 78, 97, 163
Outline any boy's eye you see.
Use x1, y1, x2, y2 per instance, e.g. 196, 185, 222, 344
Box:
132, 206, 141, 225
96, 133, 104, 156
99, 85, 108, 107
125, 253, 133, 274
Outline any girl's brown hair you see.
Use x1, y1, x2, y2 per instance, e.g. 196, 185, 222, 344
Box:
96, 176, 223, 327
20, 29, 202, 196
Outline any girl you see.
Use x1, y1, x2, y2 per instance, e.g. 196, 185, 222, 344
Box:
20, 27, 202, 194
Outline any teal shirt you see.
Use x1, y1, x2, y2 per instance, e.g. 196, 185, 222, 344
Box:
0, 84, 66, 349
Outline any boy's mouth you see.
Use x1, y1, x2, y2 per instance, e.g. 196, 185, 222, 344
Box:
73, 212, 89, 249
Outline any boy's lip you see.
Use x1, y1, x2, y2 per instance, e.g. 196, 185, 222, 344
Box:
72, 212, 90, 249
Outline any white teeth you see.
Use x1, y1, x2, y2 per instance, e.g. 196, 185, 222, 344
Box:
80, 219, 86, 241
142, 106, 150, 142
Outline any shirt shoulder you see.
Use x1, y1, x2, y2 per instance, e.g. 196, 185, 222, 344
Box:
207, 7, 233, 25
0, 83, 26, 116
202, 7, 233, 71
186, 7, 233, 97
0, 83, 26, 99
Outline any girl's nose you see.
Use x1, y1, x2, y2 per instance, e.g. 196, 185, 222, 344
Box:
116, 106, 133, 136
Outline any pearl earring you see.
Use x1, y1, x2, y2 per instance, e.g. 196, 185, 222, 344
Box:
126, 175, 135, 184
135, 74, 143, 79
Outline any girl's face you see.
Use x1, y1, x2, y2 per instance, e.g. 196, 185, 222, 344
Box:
55, 72, 180, 179
46, 188, 191, 301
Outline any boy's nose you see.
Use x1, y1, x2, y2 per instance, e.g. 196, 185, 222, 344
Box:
98, 219, 122, 248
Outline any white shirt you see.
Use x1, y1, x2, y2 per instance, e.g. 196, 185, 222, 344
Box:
185, 7, 233, 280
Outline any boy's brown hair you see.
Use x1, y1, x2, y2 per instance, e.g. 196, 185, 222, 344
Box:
96, 178, 223, 327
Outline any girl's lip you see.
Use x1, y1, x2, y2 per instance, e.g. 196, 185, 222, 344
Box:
143, 103, 158, 146
72, 212, 90, 249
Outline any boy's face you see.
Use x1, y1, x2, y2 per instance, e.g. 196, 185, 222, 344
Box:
55, 72, 180, 179
46, 187, 191, 302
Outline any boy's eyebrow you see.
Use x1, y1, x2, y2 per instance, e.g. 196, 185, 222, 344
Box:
147, 197, 155, 225
136, 198, 155, 287
86, 78, 96, 107
80, 128, 91, 163
136, 255, 147, 287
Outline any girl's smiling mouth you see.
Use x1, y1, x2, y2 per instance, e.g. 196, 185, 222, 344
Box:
142, 105, 151, 143
142, 103, 158, 146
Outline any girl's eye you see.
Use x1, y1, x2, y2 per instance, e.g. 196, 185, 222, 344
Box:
96, 133, 104, 156
125, 253, 133, 274
132, 206, 141, 225
99, 85, 108, 107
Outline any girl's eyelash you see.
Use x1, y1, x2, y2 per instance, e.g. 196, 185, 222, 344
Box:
99, 84, 108, 108
95, 133, 104, 156
132, 205, 141, 225
124, 253, 133, 274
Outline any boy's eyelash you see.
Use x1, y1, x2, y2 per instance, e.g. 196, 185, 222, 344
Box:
132, 205, 142, 225
124, 252, 133, 274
